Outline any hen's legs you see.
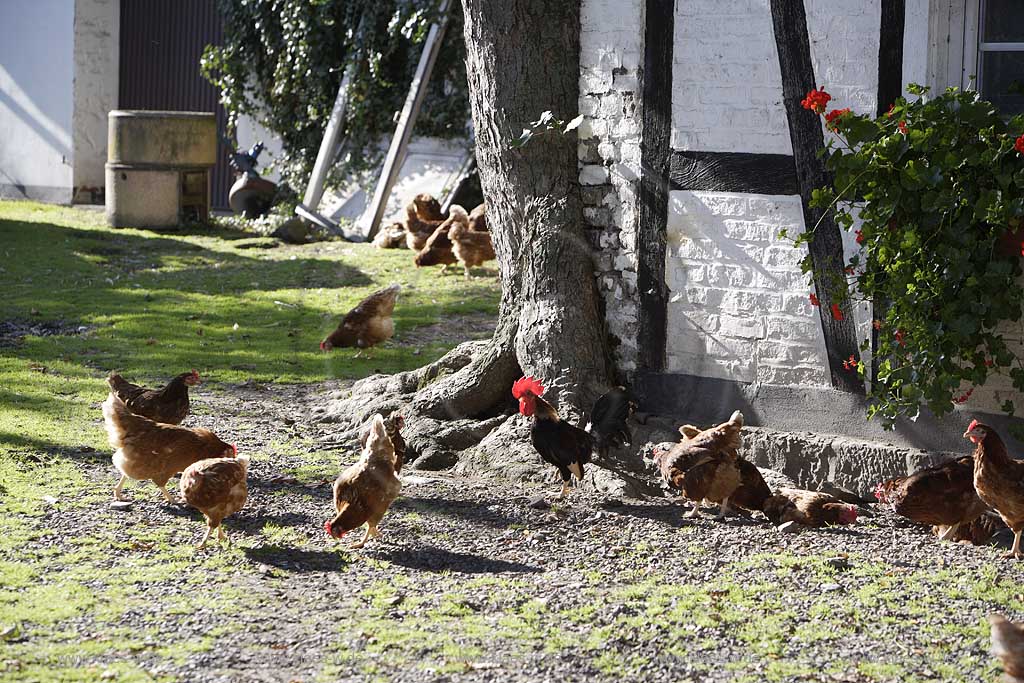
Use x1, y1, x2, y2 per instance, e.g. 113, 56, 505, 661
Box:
715, 497, 732, 521
463, 266, 471, 280
196, 524, 213, 550
112, 475, 128, 501
156, 483, 174, 504
349, 524, 373, 549
684, 501, 702, 518
558, 482, 571, 499
937, 523, 960, 541
1005, 529, 1023, 559
218, 526, 230, 546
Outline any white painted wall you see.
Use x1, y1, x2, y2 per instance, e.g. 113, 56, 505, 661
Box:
0, 0, 76, 202
665, 191, 831, 386
578, 0, 645, 372
235, 112, 284, 184
72, 0, 119, 202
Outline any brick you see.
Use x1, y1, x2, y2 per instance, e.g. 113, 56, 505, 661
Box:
719, 314, 764, 339
579, 164, 610, 185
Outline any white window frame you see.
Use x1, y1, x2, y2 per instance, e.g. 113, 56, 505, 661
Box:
928, 0, 1024, 102
926, 0, 979, 93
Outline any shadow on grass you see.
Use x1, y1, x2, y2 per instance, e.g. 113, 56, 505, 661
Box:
396, 495, 527, 530
374, 545, 542, 574
0, 430, 109, 463
244, 544, 349, 572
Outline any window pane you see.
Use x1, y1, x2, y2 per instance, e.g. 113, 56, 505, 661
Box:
981, 51, 1024, 116
983, 0, 1024, 42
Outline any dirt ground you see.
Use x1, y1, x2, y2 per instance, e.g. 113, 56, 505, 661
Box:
4, 380, 1024, 683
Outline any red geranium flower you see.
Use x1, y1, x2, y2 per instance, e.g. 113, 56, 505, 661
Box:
801, 88, 832, 114
831, 303, 844, 321
842, 354, 858, 371
985, 358, 995, 367
886, 103, 895, 118
895, 329, 905, 347
824, 108, 851, 130
844, 265, 855, 275
1015, 135, 1024, 154
809, 293, 820, 307
872, 319, 882, 330
898, 120, 908, 134
855, 229, 864, 245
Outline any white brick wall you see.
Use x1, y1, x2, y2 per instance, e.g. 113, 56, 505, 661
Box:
672, 0, 790, 154
579, 0, 645, 373
665, 191, 831, 387
672, 0, 882, 154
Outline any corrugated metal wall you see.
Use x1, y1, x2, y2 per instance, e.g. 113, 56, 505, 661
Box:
118, 0, 231, 208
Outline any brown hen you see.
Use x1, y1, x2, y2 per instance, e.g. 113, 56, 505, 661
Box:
874, 455, 988, 540
403, 194, 444, 251
320, 284, 401, 351
360, 412, 407, 474
325, 414, 402, 549
102, 393, 235, 502
468, 203, 487, 232
677, 423, 770, 513
652, 411, 744, 519
964, 420, 1024, 559
448, 206, 496, 279
107, 370, 200, 425
414, 212, 460, 271
762, 487, 858, 527
179, 454, 249, 549
991, 614, 1024, 682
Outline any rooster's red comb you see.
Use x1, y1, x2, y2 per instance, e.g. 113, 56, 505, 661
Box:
967, 419, 980, 432
512, 376, 545, 400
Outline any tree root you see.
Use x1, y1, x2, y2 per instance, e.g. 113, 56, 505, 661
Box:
316, 341, 680, 498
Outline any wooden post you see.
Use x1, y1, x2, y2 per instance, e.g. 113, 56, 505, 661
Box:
358, 0, 451, 238
298, 17, 365, 221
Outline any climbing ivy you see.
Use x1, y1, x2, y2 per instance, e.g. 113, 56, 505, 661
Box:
201, 0, 469, 192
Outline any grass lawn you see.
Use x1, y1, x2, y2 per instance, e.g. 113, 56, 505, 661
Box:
0, 201, 498, 680
2, 201, 1022, 683
0, 200, 498, 459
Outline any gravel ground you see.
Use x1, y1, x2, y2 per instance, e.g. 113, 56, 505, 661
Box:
4, 382, 1024, 683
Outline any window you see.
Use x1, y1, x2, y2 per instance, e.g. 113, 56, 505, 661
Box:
925, 1, 1024, 117
977, 0, 1024, 115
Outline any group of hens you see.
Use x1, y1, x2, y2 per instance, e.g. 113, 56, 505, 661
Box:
99, 361, 1024, 562
371, 193, 495, 280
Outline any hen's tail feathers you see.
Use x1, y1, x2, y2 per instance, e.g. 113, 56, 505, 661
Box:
728, 410, 744, 428
587, 387, 636, 457
101, 392, 151, 447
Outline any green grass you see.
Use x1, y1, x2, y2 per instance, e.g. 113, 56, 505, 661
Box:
0, 200, 499, 681
0, 200, 498, 460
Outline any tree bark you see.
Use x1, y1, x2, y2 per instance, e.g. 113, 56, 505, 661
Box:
427, 0, 613, 416
325, 0, 622, 483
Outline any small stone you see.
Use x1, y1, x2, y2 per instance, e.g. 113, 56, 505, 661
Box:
820, 582, 842, 592
528, 496, 551, 510
109, 500, 134, 511
387, 595, 404, 607
777, 521, 801, 534
825, 556, 851, 571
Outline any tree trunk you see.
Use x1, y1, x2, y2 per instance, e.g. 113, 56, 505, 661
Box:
323, 0, 641, 489
450, 0, 613, 415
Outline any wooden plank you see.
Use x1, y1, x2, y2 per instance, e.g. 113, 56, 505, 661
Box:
669, 151, 799, 195
769, 0, 865, 394
301, 17, 365, 213
873, 0, 907, 384
637, 0, 675, 372
359, 0, 451, 238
